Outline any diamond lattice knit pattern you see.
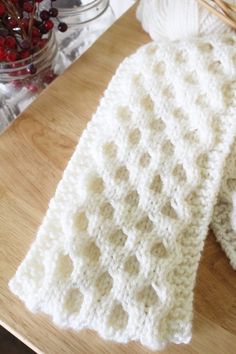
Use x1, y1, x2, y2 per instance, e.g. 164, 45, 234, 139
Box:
9, 35, 236, 350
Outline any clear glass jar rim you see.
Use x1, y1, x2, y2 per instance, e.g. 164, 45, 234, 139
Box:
58, 0, 109, 18
58, 0, 106, 11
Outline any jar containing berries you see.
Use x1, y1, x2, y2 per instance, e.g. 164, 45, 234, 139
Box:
0, 32, 60, 133
0, 0, 67, 133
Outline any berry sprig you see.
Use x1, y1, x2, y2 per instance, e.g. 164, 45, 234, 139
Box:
0, 0, 68, 71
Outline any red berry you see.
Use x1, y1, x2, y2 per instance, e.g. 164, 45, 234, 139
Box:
0, 46, 6, 60
58, 22, 68, 32
6, 50, 17, 62
0, 36, 5, 47
49, 7, 58, 17
32, 37, 40, 46
8, 17, 18, 28
32, 27, 40, 37
5, 36, 16, 49
23, 2, 34, 13
11, 80, 23, 89
27, 83, 39, 93
0, 3, 6, 16
44, 20, 54, 31
38, 38, 47, 49
20, 50, 31, 59
43, 70, 57, 84
21, 18, 29, 30
40, 10, 50, 21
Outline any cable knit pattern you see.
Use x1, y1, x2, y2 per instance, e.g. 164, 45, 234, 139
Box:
9, 35, 236, 350
212, 138, 236, 270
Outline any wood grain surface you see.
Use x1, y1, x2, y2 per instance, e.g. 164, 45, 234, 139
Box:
0, 5, 236, 354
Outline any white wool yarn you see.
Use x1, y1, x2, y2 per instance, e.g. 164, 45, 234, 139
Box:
136, 0, 234, 41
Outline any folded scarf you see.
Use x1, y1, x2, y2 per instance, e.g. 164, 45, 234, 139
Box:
9, 0, 236, 351
137, 0, 236, 272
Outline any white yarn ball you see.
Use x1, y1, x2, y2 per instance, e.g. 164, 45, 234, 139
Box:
136, 0, 234, 41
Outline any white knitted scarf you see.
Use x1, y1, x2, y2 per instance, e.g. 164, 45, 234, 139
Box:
9, 0, 236, 351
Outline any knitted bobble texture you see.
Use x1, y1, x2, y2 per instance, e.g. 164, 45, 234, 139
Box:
9, 34, 236, 350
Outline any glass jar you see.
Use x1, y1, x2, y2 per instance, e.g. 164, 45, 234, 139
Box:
0, 32, 60, 134
54, 0, 115, 63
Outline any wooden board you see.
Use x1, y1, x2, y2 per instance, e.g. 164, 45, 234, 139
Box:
0, 5, 236, 354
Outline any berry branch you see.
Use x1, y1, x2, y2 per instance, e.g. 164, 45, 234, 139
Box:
0, 0, 68, 64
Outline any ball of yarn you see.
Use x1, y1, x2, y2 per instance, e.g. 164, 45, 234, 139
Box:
136, 0, 234, 41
